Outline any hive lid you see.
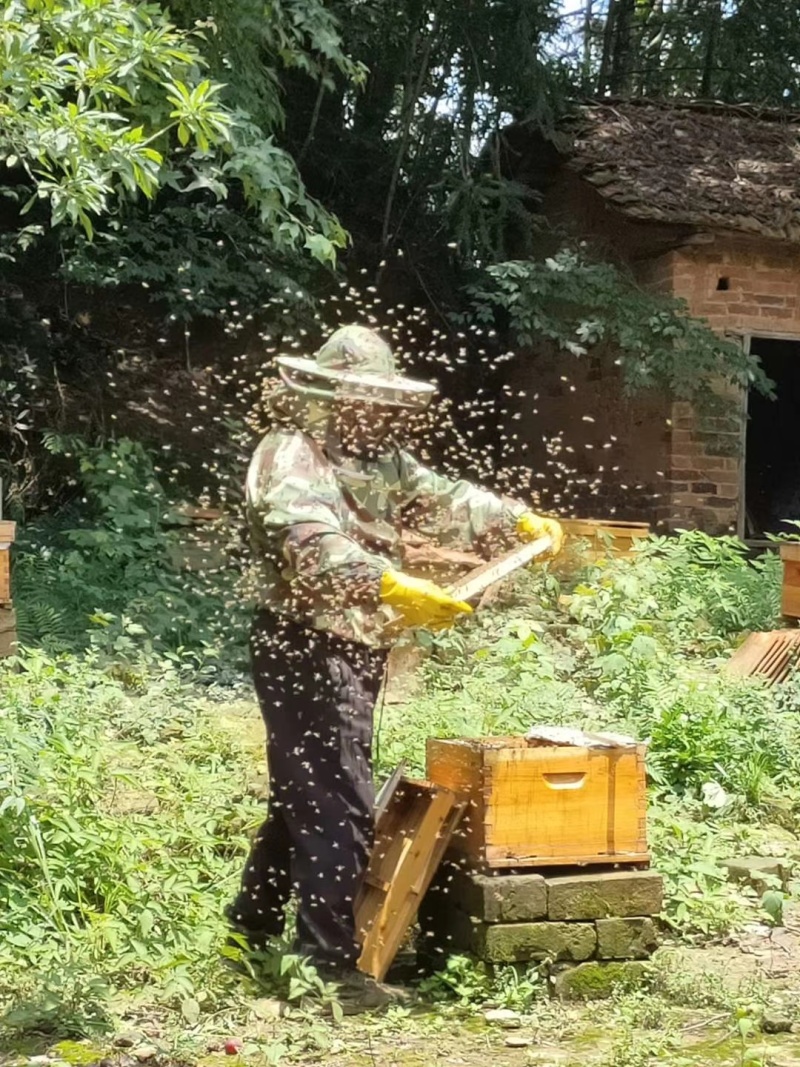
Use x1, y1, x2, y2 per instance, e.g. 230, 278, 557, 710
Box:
525, 725, 643, 750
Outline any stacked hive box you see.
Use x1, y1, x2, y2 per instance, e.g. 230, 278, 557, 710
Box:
423, 736, 663, 994
0, 521, 16, 657
555, 518, 651, 575
163, 505, 227, 573
780, 544, 800, 620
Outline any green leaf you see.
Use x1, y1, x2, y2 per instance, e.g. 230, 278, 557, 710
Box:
180, 998, 201, 1025
304, 232, 336, 264
139, 909, 155, 937
329, 999, 344, 1024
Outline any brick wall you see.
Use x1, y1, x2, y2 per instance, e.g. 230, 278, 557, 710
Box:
505, 345, 670, 525
638, 237, 800, 534
532, 174, 800, 533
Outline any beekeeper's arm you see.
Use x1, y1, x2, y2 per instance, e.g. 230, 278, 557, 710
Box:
248, 437, 471, 629
397, 451, 564, 558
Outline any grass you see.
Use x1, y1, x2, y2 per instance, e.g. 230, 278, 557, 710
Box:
0, 654, 261, 1035
2, 528, 800, 1064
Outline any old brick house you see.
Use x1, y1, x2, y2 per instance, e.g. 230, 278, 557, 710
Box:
499, 100, 800, 538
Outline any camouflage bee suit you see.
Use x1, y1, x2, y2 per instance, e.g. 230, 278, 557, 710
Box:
230, 384, 526, 970
244, 416, 526, 646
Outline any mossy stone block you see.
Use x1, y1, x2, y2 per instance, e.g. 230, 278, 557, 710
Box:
452, 869, 548, 922
547, 871, 663, 920
596, 917, 658, 959
552, 961, 650, 1000
473, 921, 597, 964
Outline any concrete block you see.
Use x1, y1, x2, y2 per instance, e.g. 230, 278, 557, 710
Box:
547, 870, 663, 920
449, 868, 548, 923
551, 961, 650, 1000
596, 917, 659, 960
473, 921, 597, 964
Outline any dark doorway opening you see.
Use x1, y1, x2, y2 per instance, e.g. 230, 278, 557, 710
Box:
745, 336, 800, 537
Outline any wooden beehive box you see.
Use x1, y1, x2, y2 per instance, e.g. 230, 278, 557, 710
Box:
356, 779, 462, 981
0, 520, 16, 605
560, 518, 650, 566
780, 543, 800, 619
0, 606, 16, 657
426, 737, 649, 869
163, 506, 228, 573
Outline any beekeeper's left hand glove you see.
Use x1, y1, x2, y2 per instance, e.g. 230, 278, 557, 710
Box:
516, 511, 565, 559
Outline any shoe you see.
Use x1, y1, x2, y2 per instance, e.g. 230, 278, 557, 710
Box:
316, 965, 413, 1014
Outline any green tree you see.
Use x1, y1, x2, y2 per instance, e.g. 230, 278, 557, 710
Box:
464, 251, 773, 403
0, 0, 347, 261
582, 0, 800, 105
281, 0, 564, 264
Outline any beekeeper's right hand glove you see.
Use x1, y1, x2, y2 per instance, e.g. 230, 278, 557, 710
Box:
380, 569, 473, 630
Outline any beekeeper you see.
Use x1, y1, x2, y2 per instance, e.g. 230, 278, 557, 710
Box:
228, 325, 563, 1006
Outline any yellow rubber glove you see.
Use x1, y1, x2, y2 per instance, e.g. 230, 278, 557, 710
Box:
516, 511, 565, 558
380, 569, 473, 630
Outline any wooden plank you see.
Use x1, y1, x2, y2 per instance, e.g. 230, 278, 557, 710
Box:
426, 740, 486, 861
0, 607, 17, 657
757, 640, 788, 679
374, 761, 406, 823
356, 779, 461, 981
481, 850, 651, 869
782, 580, 800, 618
781, 552, 800, 618
0, 551, 10, 604
725, 630, 800, 685
447, 538, 552, 604
727, 632, 777, 677
482, 849, 652, 866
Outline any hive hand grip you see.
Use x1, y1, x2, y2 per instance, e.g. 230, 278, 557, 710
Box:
542, 772, 587, 790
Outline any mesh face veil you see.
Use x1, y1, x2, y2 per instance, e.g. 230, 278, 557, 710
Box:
275, 325, 436, 413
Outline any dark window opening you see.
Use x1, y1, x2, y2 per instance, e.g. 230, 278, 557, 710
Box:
716, 276, 730, 291
745, 337, 800, 537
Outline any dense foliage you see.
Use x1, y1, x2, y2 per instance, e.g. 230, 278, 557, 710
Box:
0, 0, 347, 258
568, 0, 800, 104
464, 253, 773, 401
12, 435, 249, 674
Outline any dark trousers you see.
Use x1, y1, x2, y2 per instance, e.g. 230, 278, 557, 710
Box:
230, 610, 387, 966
